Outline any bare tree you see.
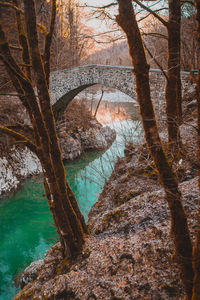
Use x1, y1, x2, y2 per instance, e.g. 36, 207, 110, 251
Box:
51, 0, 92, 70
0, 0, 88, 258
192, 1, 200, 298
84, 0, 185, 157
116, 0, 199, 298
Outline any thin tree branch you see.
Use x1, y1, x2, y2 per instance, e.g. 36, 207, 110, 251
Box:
0, 2, 48, 35
43, 0, 56, 87
85, 29, 120, 39
0, 80, 12, 90
0, 93, 24, 96
0, 1, 23, 13
0, 125, 37, 153
133, 0, 168, 27
94, 90, 104, 117
8, 45, 22, 51
78, 2, 117, 9
13, 0, 32, 79
0, 55, 29, 84
142, 32, 168, 40
7, 122, 33, 135
143, 41, 169, 81
0, 24, 45, 133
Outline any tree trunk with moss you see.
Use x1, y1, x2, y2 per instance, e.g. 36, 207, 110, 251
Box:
0, 0, 88, 258
116, 1, 194, 298
166, 0, 182, 156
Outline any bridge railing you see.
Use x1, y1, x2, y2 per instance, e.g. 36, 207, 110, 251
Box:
51, 64, 190, 76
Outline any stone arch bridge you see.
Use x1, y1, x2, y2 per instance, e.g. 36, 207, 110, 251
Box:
50, 64, 190, 117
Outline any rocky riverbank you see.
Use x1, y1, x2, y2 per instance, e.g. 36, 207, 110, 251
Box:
0, 116, 116, 198
12, 84, 199, 299
14, 176, 198, 299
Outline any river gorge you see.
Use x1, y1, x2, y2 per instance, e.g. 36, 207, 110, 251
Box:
0, 91, 141, 300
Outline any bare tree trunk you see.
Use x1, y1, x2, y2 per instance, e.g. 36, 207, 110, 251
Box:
116, 1, 194, 298
0, 0, 88, 258
192, 1, 200, 298
166, 0, 182, 156
23, 0, 88, 256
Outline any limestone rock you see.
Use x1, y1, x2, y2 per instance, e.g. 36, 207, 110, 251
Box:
0, 123, 116, 195
19, 260, 44, 288
79, 126, 116, 150
59, 133, 82, 161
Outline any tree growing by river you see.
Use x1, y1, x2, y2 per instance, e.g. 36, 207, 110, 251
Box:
0, 0, 88, 258
116, 0, 200, 299
84, 0, 200, 159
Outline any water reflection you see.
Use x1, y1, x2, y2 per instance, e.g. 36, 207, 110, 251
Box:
86, 99, 140, 124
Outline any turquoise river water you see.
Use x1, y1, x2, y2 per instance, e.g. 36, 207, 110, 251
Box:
0, 119, 141, 300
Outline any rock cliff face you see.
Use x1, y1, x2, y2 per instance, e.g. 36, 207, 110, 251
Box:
0, 120, 116, 197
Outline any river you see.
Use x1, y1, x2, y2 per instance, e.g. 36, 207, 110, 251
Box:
0, 99, 141, 300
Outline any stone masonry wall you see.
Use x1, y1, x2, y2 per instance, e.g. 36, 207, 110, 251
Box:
50, 64, 191, 127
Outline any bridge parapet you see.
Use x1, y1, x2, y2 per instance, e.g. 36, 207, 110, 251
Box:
50, 65, 191, 119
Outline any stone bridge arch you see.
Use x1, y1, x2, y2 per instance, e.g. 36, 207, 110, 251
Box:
50, 65, 137, 116
50, 64, 190, 118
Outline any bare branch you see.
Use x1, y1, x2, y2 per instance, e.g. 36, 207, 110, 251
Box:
8, 45, 23, 51
13, 0, 32, 79
0, 2, 48, 35
0, 93, 24, 96
78, 2, 117, 9
133, 0, 168, 27
0, 1, 23, 13
37, 23, 48, 35
43, 0, 56, 87
0, 25, 43, 122
143, 41, 169, 81
0, 125, 37, 153
37, 0, 46, 15
0, 80, 12, 90
94, 90, 104, 117
7, 122, 33, 135
0, 55, 29, 84
85, 29, 120, 39
142, 32, 168, 40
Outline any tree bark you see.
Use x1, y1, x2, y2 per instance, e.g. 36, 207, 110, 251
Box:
23, 0, 88, 256
192, 1, 200, 298
0, 0, 88, 258
166, 0, 182, 156
116, 1, 194, 298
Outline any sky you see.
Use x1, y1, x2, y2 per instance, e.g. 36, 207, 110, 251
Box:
80, 0, 115, 5
79, 0, 117, 26
78, 0, 119, 41
78, 0, 167, 49
78, 0, 166, 30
